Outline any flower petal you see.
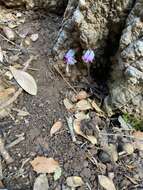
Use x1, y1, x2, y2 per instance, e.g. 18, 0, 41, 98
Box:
67, 57, 77, 65
82, 49, 95, 63
64, 49, 77, 65
65, 49, 76, 59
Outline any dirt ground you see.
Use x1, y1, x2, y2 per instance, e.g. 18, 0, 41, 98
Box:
0, 8, 143, 190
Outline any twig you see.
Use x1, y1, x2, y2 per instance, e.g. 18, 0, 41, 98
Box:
124, 174, 138, 185
20, 158, 31, 170
86, 182, 92, 190
0, 33, 26, 52
99, 132, 143, 141
6, 135, 25, 149
53, 65, 77, 93
0, 56, 34, 110
66, 116, 76, 142
0, 135, 13, 164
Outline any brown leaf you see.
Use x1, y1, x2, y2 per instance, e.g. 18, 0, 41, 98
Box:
50, 121, 62, 136
76, 100, 92, 111
30, 157, 59, 174
133, 131, 143, 139
73, 119, 97, 145
98, 175, 116, 190
0, 87, 15, 99
133, 131, 143, 151
10, 66, 37, 95
66, 176, 84, 187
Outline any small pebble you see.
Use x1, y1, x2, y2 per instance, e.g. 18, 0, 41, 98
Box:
30, 33, 39, 42
81, 167, 91, 178
83, 160, 88, 167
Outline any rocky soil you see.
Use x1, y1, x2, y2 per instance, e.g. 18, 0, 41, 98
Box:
0, 6, 142, 190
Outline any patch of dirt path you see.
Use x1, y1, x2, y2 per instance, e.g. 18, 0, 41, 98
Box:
2, 11, 77, 190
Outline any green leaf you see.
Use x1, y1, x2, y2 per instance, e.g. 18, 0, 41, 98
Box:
54, 167, 62, 181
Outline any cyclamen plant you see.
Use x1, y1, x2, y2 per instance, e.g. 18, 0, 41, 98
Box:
82, 49, 95, 79
64, 49, 77, 73
64, 49, 95, 78
82, 49, 95, 64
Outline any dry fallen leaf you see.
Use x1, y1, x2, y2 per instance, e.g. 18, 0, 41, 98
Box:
108, 144, 118, 162
8, 22, 18, 29
54, 167, 62, 181
75, 112, 90, 121
24, 37, 31, 46
63, 98, 74, 111
3, 26, 15, 41
66, 176, 84, 188
133, 131, 143, 151
10, 66, 37, 95
0, 46, 4, 62
30, 157, 59, 174
0, 87, 15, 99
123, 143, 134, 155
33, 174, 49, 190
12, 108, 30, 117
133, 131, 143, 139
76, 100, 92, 111
73, 119, 97, 145
91, 101, 105, 116
98, 175, 116, 190
50, 121, 62, 136
75, 91, 88, 101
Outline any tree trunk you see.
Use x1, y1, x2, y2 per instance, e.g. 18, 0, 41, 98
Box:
105, 0, 143, 119
53, 0, 143, 119
2, 0, 143, 119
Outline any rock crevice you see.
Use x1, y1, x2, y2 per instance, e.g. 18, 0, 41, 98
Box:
1, 0, 143, 119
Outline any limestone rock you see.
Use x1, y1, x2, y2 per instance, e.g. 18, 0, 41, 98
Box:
53, 0, 143, 119
106, 0, 143, 119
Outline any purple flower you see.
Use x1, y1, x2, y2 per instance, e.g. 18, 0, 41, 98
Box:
82, 49, 95, 63
64, 49, 77, 65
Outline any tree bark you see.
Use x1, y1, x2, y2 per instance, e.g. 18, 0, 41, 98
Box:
105, 0, 143, 119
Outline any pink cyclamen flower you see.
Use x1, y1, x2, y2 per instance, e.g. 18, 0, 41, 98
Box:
82, 49, 95, 63
64, 49, 77, 65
